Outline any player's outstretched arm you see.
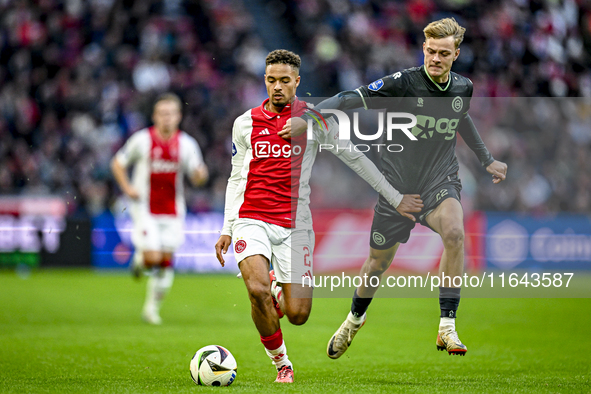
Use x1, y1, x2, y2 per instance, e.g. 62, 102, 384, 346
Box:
396, 194, 424, 222
282, 73, 406, 140
215, 235, 232, 267
486, 160, 507, 184
317, 116, 419, 214
280, 90, 367, 139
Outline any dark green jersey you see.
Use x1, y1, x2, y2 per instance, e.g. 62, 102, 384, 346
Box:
306, 65, 494, 214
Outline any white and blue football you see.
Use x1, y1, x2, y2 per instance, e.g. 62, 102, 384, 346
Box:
190, 345, 237, 386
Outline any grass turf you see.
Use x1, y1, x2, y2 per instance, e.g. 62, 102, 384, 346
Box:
0, 269, 590, 393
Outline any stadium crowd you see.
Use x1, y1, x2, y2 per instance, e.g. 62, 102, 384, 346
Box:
1, 0, 590, 216
0, 0, 268, 217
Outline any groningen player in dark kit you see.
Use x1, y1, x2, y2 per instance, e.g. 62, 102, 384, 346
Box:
286, 17, 508, 357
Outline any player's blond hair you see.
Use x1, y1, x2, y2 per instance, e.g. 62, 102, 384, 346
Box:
154, 93, 182, 112
423, 18, 466, 49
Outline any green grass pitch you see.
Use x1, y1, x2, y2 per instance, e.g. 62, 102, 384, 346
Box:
1, 269, 590, 393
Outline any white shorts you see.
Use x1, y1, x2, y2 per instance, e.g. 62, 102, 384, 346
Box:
232, 218, 314, 285
131, 208, 184, 252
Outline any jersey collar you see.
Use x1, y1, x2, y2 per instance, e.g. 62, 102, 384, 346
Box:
260, 97, 305, 119
421, 65, 452, 92
149, 126, 179, 142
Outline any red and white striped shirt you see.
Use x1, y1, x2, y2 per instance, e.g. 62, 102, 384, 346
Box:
115, 127, 204, 217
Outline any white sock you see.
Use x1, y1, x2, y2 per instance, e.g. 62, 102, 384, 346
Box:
264, 341, 291, 369
439, 317, 455, 331
347, 311, 365, 325
144, 267, 174, 314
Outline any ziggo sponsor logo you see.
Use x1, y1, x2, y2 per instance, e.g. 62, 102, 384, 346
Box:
150, 160, 179, 173
254, 141, 303, 158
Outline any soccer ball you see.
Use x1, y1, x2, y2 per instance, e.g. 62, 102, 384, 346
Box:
190, 345, 237, 386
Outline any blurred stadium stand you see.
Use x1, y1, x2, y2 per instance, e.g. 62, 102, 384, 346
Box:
0, 0, 590, 268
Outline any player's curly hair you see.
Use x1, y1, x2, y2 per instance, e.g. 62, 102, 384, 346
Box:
265, 49, 301, 73
423, 18, 466, 49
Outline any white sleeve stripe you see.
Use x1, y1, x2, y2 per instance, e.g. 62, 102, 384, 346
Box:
355, 88, 368, 110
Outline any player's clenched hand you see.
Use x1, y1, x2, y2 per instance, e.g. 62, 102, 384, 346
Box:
279, 117, 307, 139
215, 235, 232, 267
396, 194, 423, 222
486, 160, 508, 184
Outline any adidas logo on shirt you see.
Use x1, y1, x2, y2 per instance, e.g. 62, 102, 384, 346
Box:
259, 128, 270, 135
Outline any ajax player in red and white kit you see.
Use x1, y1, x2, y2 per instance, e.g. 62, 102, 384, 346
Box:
112, 93, 208, 325
215, 50, 421, 383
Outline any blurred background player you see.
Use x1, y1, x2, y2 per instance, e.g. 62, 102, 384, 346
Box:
111, 93, 208, 324
215, 49, 420, 383
288, 18, 507, 357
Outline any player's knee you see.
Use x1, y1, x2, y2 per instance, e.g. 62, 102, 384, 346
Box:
366, 252, 392, 274
286, 309, 310, 326
247, 283, 271, 306
144, 251, 162, 267
442, 226, 464, 250
284, 298, 311, 325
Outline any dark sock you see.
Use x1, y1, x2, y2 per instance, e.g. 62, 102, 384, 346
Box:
350, 289, 373, 318
439, 287, 461, 318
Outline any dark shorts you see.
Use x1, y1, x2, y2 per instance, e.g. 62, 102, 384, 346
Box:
369, 175, 462, 250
